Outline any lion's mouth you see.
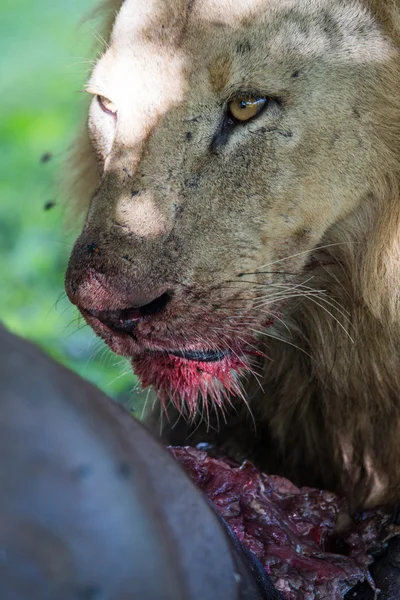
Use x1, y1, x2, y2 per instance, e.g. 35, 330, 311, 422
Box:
159, 348, 230, 362
83, 308, 236, 363
80, 304, 271, 415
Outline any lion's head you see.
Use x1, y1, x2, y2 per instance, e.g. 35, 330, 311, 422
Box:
66, 0, 400, 416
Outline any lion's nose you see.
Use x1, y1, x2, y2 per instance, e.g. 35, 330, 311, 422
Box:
88, 292, 171, 333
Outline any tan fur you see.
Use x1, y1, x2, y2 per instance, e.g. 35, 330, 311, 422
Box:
66, 0, 400, 509
208, 55, 233, 91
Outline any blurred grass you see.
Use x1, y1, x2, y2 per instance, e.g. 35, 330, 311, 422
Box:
0, 0, 140, 407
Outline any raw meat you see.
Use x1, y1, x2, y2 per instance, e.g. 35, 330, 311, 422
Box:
170, 446, 400, 599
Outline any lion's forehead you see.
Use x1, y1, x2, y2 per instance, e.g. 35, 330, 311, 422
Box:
110, 0, 386, 56
112, 0, 373, 29
91, 0, 391, 108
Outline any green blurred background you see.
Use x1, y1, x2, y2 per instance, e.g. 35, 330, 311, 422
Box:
0, 0, 140, 408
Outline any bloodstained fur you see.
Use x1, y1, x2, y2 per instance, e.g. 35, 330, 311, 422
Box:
132, 317, 275, 419
132, 351, 249, 419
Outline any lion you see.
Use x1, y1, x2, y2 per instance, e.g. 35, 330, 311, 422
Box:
65, 0, 400, 510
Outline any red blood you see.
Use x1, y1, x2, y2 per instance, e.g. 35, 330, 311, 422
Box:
132, 351, 248, 418
132, 318, 275, 417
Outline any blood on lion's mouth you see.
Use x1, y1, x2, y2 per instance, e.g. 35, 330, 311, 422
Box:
132, 347, 249, 418
83, 306, 274, 416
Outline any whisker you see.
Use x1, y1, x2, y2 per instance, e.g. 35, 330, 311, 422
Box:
159, 403, 164, 437
83, 341, 108, 370
106, 367, 133, 388
234, 378, 257, 433
253, 290, 324, 308
250, 328, 314, 361
254, 242, 362, 271
53, 291, 68, 310
140, 388, 153, 421
266, 313, 293, 337
265, 283, 351, 316
85, 22, 110, 49
240, 271, 297, 276
300, 295, 354, 343
63, 322, 88, 338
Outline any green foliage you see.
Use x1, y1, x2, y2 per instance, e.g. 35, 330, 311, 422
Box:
0, 0, 141, 408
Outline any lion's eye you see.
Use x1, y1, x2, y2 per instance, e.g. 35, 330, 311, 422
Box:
97, 95, 117, 116
228, 97, 267, 122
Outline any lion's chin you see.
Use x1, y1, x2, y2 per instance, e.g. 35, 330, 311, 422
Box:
132, 350, 248, 418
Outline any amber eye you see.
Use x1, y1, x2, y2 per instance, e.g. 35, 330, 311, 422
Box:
228, 97, 267, 122
97, 95, 117, 116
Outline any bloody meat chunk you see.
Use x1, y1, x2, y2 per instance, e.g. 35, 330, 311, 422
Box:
170, 446, 400, 600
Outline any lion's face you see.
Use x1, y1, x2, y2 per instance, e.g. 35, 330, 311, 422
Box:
66, 0, 395, 409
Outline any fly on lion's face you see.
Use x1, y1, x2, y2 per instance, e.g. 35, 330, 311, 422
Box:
66, 0, 400, 509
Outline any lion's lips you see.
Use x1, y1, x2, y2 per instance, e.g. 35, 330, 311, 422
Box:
161, 348, 230, 362
81, 309, 235, 363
